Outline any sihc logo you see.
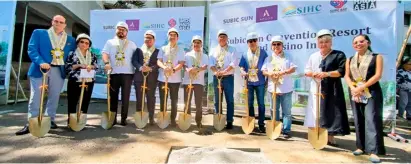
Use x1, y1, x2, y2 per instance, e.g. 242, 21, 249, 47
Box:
330, 0, 347, 13
168, 18, 176, 28
256, 5, 278, 23
125, 20, 140, 31
283, 5, 321, 17
353, 0, 377, 11
142, 23, 165, 29
178, 18, 190, 31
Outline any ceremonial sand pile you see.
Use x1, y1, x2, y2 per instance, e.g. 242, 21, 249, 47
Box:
167, 147, 273, 164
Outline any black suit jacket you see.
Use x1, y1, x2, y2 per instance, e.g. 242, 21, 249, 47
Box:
132, 48, 159, 83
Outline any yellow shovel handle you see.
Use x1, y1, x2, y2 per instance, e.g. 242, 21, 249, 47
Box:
77, 79, 87, 120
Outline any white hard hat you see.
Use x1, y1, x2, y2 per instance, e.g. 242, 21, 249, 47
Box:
76, 33, 91, 42
144, 30, 156, 38
217, 29, 227, 37
316, 29, 332, 39
270, 35, 283, 44
246, 32, 259, 41
191, 35, 203, 43
168, 28, 179, 36
116, 21, 129, 31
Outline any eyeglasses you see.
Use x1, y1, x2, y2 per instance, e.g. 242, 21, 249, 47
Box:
353, 40, 368, 45
272, 43, 282, 46
80, 40, 90, 45
53, 20, 65, 24
247, 39, 257, 43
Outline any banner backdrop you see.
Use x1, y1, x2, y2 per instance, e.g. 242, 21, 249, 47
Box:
208, 0, 401, 118
90, 6, 205, 102
0, 1, 16, 105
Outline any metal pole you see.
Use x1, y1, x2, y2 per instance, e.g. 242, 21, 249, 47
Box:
15, 2, 29, 104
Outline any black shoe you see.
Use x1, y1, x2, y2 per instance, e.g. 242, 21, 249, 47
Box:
225, 122, 233, 129
258, 126, 266, 133
149, 118, 155, 125
171, 120, 177, 126
327, 141, 339, 147
120, 120, 127, 126
15, 125, 30, 135
283, 133, 291, 139
51, 121, 58, 129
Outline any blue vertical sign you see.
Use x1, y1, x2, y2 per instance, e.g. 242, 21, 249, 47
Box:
0, 1, 17, 105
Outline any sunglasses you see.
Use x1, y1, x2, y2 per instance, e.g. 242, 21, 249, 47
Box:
80, 40, 90, 45
272, 43, 282, 46
247, 39, 257, 43
53, 20, 65, 24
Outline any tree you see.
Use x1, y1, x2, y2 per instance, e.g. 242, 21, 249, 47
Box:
104, 0, 146, 9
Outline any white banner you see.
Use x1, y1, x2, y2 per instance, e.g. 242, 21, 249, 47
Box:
208, 0, 401, 117
90, 6, 205, 102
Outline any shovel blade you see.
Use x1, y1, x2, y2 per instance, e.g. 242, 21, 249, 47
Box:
134, 112, 149, 129
69, 113, 87, 132
308, 128, 328, 150
28, 116, 51, 137
213, 114, 226, 131
266, 120, 282, 140
156, 112, 170, 129
177, 113, 192, 131
241, 116, 255, 135
101, 111, 115, 130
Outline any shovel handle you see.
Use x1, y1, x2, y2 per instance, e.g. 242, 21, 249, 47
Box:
38, 67, 50, 123
77, 79, 87, 120
162, 77, 169, 116
140, 75, 148, 116
217, 78, 223, 116
243, 78, 249, 117
183, 79, 193, 119
106, 70, 112, 119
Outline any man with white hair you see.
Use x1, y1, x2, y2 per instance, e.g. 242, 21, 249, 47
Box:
262, 35, 297, 138
157, 28, 185, 126
16, 15, 76, 135
102, 21, 137, 126
182, 35, 209, 128
239, 32, 268, 133
132, 30, 159, 125
304, 29, 350, 146
209, 29, 238, 129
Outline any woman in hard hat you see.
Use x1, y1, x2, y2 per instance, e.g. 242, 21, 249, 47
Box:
344, 34, 385, 163
239, 32, 268, 133
304, 29, 350, 146
65, 33, 98, 129
182, 35, 209, 128
262, 35, 297, 138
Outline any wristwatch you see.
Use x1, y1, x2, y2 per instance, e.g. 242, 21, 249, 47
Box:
104, 61, 110, 65
172, 68, 176, 73
327, 72, 331, 77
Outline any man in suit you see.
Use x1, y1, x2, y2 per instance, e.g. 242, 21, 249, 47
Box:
16, 15, 76, 135
132, 30, 160, 125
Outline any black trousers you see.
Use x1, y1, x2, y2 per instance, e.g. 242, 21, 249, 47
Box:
110, 74, 133, 121
134, 80, 158, 120
351, 96, 386, 155
67, 80, 94, 121
67, 80, 94, 119
183, 84, 204, 125
158, 82, 180, 122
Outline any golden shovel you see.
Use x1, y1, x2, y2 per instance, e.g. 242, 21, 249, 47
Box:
69, 78, 88, 131
101, 69, 116, 130
29, 68, 51, 137
241, 76, 255, 135
157, 71, 171, 129
266, 77, 283, 140
178, 77, 194, 131
308, 78, 328, 149
134, 71, 149, 129
213, 75, 226, 131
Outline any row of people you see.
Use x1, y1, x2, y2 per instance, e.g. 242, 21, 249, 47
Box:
15, 15, 385, 162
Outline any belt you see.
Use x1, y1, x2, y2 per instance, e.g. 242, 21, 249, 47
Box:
214, 74, 233, 78
50, 64, 61, 67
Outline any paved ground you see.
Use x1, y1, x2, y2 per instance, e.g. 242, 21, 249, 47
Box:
0, 98, 410, 163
